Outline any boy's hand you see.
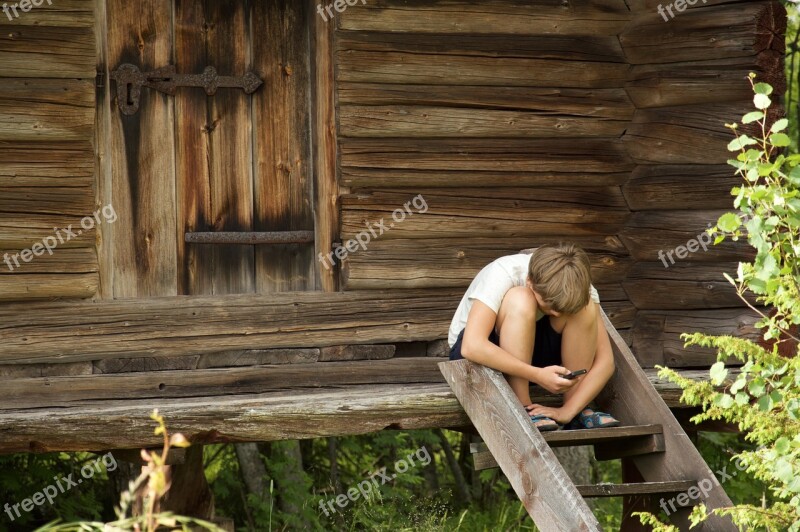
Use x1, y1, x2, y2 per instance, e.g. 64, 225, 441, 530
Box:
534, 365, 576, 394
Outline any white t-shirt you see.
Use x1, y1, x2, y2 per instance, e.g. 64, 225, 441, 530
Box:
447, 253, 600, 347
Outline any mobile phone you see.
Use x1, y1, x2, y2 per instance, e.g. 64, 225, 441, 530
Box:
563, 369, 588, 380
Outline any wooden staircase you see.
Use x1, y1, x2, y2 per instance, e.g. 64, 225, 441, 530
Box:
439, 309, 736, 531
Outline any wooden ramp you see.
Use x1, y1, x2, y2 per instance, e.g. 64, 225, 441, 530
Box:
439, 309, 736, 531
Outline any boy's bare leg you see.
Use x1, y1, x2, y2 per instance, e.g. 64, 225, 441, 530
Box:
495, 286, 538, 406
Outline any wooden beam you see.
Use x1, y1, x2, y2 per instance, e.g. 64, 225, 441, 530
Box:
440, 359, 600, 530
577, 481, 697, 498
0, 24, 95, 78
0, 289, 462, 364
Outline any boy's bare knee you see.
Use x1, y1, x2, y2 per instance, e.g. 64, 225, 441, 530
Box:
500, 286, 538, 321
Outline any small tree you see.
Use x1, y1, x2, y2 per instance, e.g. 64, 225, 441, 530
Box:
638, 74, 800, 531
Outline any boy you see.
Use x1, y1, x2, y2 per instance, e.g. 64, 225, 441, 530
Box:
448, 243, 618, 431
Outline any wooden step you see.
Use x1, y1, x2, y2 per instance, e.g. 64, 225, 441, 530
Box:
471, 424, 666, 470
576, 480, 697, 498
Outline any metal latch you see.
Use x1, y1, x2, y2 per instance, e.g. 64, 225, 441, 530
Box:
110, 64, 263, 115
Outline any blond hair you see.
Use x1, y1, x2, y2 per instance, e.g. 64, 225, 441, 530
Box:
528, 243, 592, 315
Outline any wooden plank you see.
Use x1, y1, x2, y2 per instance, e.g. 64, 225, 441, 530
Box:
94, 0, 112, 300
338, 0, 631, 36
319, 344, 395, 361
471, 425, 663, 451
197, 348, 320, 368
0, 289, 463, 364
175, 0, 253, 296
341, 138, 634, 174
106, 0, 177, 297
0, 358, 444, 410
439, 359, 600, 530
342, 238, 632, 289
339, 105, 628, 139
0, 248, 97, 275
341, 188, 629, 240
621, 210, 754, 263
0, 273, 98, 301
594, 434, 666, 461
0, 0, 94, 27
312, 1, 339, 292
576, 481, 697, 498
594, 309, 735, 530
0, 24, 94, 78
620, 2, 785, 65
0, 383, 470, 453
93, 356, 201, 375
336, 51, 628, 88
337, 83, 634, 117
623, 166, 741, 211
633, 309, 762, 368
622, 104, 743, 165
0, 79, 94, 141
252, 0, 314, 293
336, 31, 626, 62
623, 262, 753, 310
0, 213, 95, 249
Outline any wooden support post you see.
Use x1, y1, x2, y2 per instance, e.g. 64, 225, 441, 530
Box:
439, 359, 600, 531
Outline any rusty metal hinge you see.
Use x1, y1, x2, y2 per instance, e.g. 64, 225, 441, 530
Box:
110, 64, 263, 115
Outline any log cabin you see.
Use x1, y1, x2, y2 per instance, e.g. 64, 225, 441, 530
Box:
0, 0, 787, 529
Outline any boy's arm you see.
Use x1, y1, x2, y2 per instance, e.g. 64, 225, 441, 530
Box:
460, 301, 573, 394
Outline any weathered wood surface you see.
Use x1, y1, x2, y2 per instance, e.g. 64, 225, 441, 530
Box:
577, 481, 698, 498
338, 0, 631, 36
620, 2, 785, 65
0, 273, 98, 301
104, 0, 177, 298
0, 79, 94, 141
623, 262, 753, 310
440, 360, 601, 531
313, 10, 339, 292
621, 210, 753, 263
340, 187, 629, 240
253, 0, 315, 292
595, 310, 735, 530
0, 25, 95, 78
0, 213, 95, 249
341, 237, 631, 289
633, 309, 762, 368
622, 166, 741, 211
0, 289, 462, 364
0, 366, 731, 453
0, 0, 93, 26
175, 0, 254, 296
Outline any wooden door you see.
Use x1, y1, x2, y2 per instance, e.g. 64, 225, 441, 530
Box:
97, 0, 316, 298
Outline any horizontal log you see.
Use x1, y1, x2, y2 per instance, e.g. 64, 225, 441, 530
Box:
337, 84, 635, 118
0, 213, 96, 249
623, 262, 754, 310
602, 301, 637, 330
0, 79, 94, 141
622, 165, 741, 211
336, 31, 626, 62
621, 210, 754, 262
0, 273, 98, 302
340, 188, 629, 239
632, 309, 762, 368
338, 0, 630, 36
626, 55, 784, 108
338, 105, 628, 139
0, 361, 93, 378
340, 137, 634, 174
0, 367, 719, 453
197, 349, 321, 369
623, 0, 752, 12
620, 3, 785, 65
0, 289, 463, 364
336, 50, 628, 88
622, 104, 743, 164
0, 0, 93, 26
0, 248, 97, 274
0, 24, 95, 78
341, 237, 632, 289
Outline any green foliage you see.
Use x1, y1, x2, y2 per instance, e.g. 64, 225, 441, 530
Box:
639, 75, 800, 530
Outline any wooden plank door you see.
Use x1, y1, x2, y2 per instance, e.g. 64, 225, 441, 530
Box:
99, 0, 316, 299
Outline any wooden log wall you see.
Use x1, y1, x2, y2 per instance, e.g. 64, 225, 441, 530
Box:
0, 1, 98, 301
333, 0, 785, 368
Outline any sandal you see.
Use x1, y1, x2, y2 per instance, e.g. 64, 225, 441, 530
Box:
529, 414, 561, 432
565, 408, 620, 430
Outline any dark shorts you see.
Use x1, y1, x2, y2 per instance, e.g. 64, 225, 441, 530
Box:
449, 317, 563, 368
